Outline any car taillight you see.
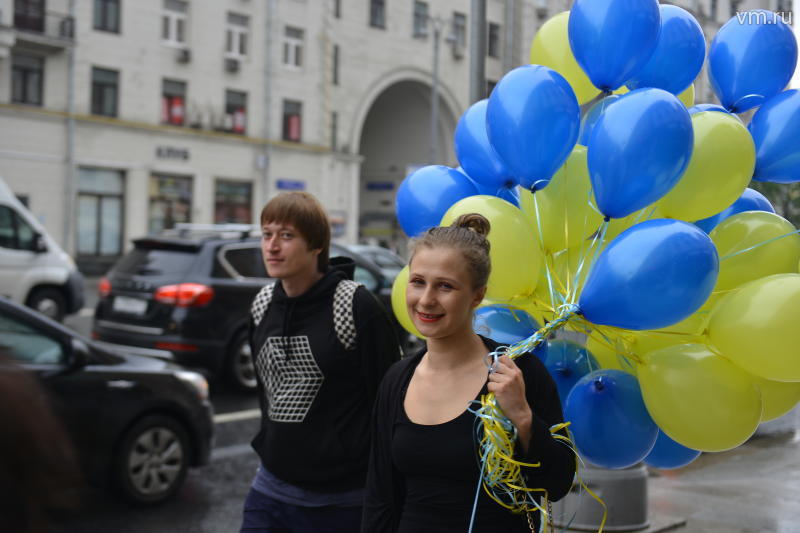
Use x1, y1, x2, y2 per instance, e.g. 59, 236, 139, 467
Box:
154, 283, 215, 307
99, 277, 111, 298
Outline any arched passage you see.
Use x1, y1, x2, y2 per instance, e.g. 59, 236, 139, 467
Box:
357, 79, 459, 250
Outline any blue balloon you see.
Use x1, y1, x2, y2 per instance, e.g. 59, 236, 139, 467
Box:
749, 89, 800, 183
587, 88, 694, 219
565, 369, 658, 469
626, 5, 706, 95
456, 167, 521, 208
644, 431, 701, 469
487, 65, 580, 191
579, 219, 719, 330
540, 340, 600, 409
395, 166, 478, 237
455, 100, 517, 190
473, 305, 547, 358
694, 188, 775, 233
578, 95, 620, 147
708, 10, 798, 113
688, 103, 730, 115
568, 0, 661, 91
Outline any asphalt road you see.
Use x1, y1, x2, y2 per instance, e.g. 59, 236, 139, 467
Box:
57, 289, 263, 532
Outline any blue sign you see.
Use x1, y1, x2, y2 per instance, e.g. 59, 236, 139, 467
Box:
276, 179, 306, 191
366, 181, 395, 191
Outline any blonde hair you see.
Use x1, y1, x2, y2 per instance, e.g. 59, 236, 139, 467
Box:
409, 213, 491, 289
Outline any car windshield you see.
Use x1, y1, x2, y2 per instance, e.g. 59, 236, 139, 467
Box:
113, 247, 196, 277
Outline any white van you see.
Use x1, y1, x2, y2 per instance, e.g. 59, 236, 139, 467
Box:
0, 177, 84, 321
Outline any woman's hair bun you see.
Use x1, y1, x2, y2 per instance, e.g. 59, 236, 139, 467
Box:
452, 213, 491, 237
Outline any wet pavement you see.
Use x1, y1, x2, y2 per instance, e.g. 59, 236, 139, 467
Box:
54, 279, 800, 533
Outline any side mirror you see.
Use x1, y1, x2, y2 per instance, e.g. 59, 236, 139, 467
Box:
68, 338, 90, 371
33, 233, 48, 253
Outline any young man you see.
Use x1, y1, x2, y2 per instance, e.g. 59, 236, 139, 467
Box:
241, 191, 401, 533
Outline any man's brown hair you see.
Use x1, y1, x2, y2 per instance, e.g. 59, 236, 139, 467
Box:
260, 191, 331, 272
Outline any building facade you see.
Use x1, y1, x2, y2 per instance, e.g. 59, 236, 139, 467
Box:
0, 0, 785, 273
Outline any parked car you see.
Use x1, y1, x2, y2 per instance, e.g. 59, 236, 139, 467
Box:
0, 296, 213, 504
0, 177, 84, 321
347, 244, 405, 280
92, 224, 407, 392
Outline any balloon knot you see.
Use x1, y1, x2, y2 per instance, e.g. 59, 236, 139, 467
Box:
603, 215, 611, 222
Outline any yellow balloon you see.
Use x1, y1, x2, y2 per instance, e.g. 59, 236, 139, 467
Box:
529, 11, 600, 104
442, 195, 542, 301
677, 84, 695, 107
752, 375, 800, 422
391, 266, 424, 339
709, 211, 800, 292
585, 334, 637, 374
632, 313, 707, 356
603, 205, 664, 241
639, 343, 762, 452
530, 146, 604, 253
659, 112, 755, 222
708, 273, 800, 382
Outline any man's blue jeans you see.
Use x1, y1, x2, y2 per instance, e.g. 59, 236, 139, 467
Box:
240, 487, 362, 533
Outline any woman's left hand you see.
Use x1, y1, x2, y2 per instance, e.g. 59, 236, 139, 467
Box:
488, 355, 533, 450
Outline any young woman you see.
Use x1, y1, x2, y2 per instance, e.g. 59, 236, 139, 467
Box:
362, 214, 575, 533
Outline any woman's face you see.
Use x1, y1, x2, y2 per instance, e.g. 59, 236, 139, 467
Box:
406, 246, 486, 341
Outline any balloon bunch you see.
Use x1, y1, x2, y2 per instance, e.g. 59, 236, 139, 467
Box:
393, 0, 800, 528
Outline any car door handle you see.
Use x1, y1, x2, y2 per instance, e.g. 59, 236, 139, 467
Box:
107, 380, 136, 389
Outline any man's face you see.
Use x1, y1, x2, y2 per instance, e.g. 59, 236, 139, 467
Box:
260, 221, 321, 281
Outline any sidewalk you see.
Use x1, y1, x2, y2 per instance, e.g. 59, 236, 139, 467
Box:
647, 427, 800, 533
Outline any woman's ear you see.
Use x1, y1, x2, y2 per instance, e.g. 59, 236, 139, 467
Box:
472, 285, 487, 309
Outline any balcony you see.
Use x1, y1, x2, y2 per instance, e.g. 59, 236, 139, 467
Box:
5, 6, 74, 54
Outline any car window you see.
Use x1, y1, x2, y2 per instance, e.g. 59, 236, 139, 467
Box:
0, 206, 14, 249
222, 246, 267, 278
0, 312, 65, 365
15, 212, 35, 250
370, 252, 404, 269
114, 247, 196, 277
354, 266, 379, 291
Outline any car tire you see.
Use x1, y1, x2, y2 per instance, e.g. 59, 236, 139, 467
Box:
225, 330, 258, 393
113, 414, 190, 504
26, 287, 67, 322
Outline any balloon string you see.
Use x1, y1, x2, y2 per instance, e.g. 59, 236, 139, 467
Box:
719, 228, 800, 261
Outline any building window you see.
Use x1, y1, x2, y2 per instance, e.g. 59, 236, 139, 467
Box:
225, 90, 247, 134
162, 0, 188, 46
226, 12, 249, 57
370, 0, 386, 28
214, 179, 252, 224
14, 0, 45, 32
729, 0, 741, 17
331, 111, 338, 151
283, 26, 304, 67
91, 67, 119, 117
332, 44, 340, 85
487, 79, 497, 98
333, 0, 341, 18
710, 0, 718, 19
488, 22, 500, 58
283, 100, 302, 142
148, 175, 192, 234
413, 1, 429, 37
162, 79, 186, 126
77, 168, 124, 257
11, 53, 44, 106
94, 0, 120, 33
452, 12, 467, 49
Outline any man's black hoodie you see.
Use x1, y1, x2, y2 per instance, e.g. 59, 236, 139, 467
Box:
249, 263, 401, 493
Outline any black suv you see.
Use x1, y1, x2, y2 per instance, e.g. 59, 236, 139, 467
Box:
93, 225, 400, 391
0, 297, 213, 504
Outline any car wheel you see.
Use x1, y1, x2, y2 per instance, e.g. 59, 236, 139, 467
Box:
226, 330, 258, 392
26, 287, 67, 322
114, 415, 190, 504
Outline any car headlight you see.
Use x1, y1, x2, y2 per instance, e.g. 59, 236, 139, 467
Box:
175, 370, 209, 402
